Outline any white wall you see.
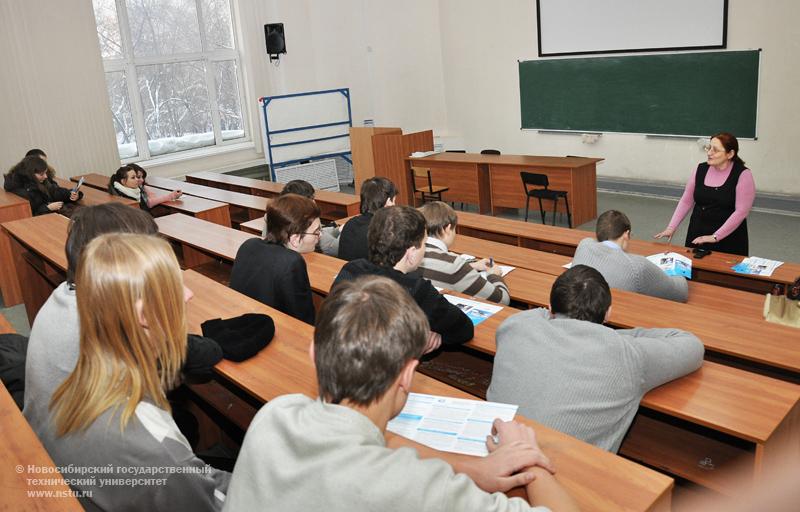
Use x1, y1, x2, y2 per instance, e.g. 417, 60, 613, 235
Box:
437, 0, 800, 194
0, 0, 120, 178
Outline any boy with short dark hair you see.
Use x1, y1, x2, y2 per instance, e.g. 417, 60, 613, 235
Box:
334, 205, 473, 351
224, 276, 578, 511
488, 265, 704, 452
573, 209, 688, 302
337, 176, 397, 261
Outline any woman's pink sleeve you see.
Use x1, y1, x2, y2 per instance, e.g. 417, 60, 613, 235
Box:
668, 169, 697, 230
714, 170, 755, 240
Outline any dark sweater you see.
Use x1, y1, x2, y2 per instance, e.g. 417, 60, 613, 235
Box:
337, 213, 372, 261
5, 176, 82, 215
230, 238, 315, 325
333, 259, 474, 346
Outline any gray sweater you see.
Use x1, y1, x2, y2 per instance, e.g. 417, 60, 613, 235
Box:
487, 308, 704, 452
572, 238, 689, 302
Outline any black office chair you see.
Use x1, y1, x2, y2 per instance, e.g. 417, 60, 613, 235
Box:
480, 149, 501, 155
520, 172, 572, 228
410, 167, 449, 205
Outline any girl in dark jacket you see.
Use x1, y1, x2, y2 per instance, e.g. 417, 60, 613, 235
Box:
3, 155, 82, 215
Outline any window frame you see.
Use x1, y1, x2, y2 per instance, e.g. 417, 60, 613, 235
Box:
98, 0, 250, 163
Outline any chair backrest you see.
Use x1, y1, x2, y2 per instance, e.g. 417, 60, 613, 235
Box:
445, 149, 466, 153
480, 149, 501, 155
410, 167, 434, 192
520, 172, 549, 191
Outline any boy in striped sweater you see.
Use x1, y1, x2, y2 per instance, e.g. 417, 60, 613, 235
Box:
419, 202, 510, 305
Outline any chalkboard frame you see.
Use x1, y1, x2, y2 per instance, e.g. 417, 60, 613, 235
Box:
536, 0, 729, 57
519, 49, 760, 139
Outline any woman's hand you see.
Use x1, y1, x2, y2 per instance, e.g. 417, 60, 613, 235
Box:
170, 190, 183, 201
692, 234, 717, 245
69, 191, 80, 201
653, 226, 675, 242
47, 201, 64, 211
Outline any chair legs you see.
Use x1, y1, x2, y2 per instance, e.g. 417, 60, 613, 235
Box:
564, 196, 572, 228
537, 198, 546, 224
551, 197, 559, 226
524, 196, 530, 222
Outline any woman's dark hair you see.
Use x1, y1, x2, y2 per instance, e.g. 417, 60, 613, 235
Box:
264, 194, 321, 245
25, 148, 47, 159
367, 206, 426, 268
17, 156, 52, 197
65, 203, 157, 284
280, 180, 315, 199
108, 166, 137, 194
360, 177, 397, 215
550, 265, 612, 324
711, 132, 745, 167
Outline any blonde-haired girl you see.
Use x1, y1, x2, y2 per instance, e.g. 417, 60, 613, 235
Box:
40, 233, 229, 511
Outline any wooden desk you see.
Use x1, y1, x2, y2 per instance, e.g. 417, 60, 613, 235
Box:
71, 173, 232, 227
0, 315, 82, 510
406, 153, 603, 225
53, 177, 138, 208
455, 211, 800, 294
183, 270, 673, 512
145, 176, 268, 225
0, 189, 32, 306
155, 213, 255, 268
186, 171, 361, 221
450, 234, 766, 317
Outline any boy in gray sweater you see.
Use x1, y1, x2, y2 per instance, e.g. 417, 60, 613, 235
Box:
488, 265, 704, 453
224, 276, 579, 512
572, 209, 689, 302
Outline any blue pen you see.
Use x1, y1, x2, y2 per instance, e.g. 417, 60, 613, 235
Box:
489, 257, 494, 268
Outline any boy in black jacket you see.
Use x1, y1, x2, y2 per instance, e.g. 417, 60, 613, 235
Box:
333, 205, 473, 351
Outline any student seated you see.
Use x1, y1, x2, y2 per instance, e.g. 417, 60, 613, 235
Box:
572, 210, 689, 302
3, 155, 82, 215
37, 233, 230, 511
109, 164, 181, 211
488, 265, 704, 453
419, 201, 510, 305
230, 194, 319, 324
259, 179, 340, 256
24, 203, 222, 432
3, 148, 50, 191
337, 176, 396, 261
334, 205, 473, 350
224, 276, 579, 511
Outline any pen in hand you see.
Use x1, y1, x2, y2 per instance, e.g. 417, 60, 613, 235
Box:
488, 257, 494, 268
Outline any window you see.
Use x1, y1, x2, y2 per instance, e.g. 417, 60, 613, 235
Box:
92, 0, 247, 161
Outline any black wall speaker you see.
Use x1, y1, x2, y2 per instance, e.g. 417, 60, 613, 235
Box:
265, 23, 286, 60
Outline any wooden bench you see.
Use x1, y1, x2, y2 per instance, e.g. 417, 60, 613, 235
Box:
186, 171, 360, 221
71, 173, 232, 227
454, 211, 800, 295
0, 314, 82, 510
183, 270, 673, 512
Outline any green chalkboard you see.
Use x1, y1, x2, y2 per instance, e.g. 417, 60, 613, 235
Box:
519, 50, 759, 138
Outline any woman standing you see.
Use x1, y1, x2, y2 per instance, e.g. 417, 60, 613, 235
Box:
41, 233, 230, 510
654, 132, 755, 256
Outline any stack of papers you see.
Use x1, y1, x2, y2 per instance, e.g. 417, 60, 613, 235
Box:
732, 257, 784, 276
647, 252, 692, 279
387, 393, 518, 456
443, 295, 503, 326
410, 150, 441, 158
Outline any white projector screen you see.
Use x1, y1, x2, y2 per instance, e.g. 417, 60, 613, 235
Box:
537, 0, 727, 56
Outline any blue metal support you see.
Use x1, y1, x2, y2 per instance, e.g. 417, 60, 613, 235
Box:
259, 88, 353, 181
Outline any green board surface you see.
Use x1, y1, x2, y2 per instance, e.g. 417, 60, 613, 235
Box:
519, 50, 759, 138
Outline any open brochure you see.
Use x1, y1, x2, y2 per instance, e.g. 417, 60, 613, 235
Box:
443, 294, 503, 326
458, 254, 515, 278
732, 257, 784, 277
387, 393, 518, 456
646, 252, 692, 279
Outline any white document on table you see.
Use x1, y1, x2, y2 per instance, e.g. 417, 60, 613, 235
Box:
387, 393, 518, 456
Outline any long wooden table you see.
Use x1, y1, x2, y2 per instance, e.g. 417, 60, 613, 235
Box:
155, 213, 800, 495
0, 314, 82, 510
0, 189, 32, 306
454, 211, 800, 294
405, 153, 603, 224
53, 177, 137, 208
184, 270, 673, 512
186, 171, 361, 221
72, 173, 232, 227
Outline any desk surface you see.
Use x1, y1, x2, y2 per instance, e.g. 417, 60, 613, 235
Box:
54, 177, 137, 208
408, 153, 604, 168
183, 270, 672, 512
146, 176, 269, 212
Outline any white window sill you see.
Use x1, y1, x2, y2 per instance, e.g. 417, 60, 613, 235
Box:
122, 140, 257, 169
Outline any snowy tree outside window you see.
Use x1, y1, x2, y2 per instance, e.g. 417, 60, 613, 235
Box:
92, 0, 246, 160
